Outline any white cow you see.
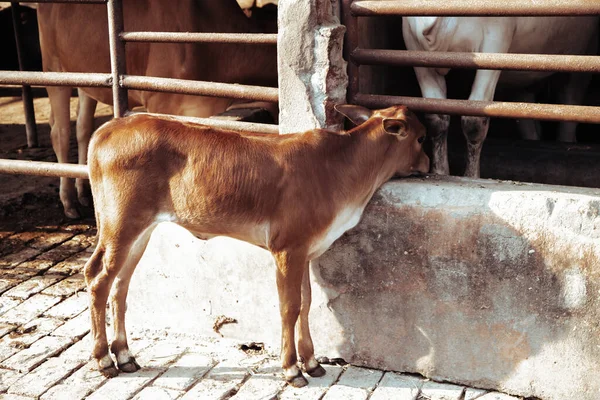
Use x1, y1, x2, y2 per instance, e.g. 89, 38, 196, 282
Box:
402, 17, 599, 177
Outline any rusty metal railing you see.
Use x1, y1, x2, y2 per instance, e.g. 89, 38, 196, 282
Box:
342, 0, 600, 124
350, 0, 600, 16
0, 0, 279, 179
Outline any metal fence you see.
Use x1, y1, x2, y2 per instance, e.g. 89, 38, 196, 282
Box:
341, 0, 600, 124
0, 0, 279, 179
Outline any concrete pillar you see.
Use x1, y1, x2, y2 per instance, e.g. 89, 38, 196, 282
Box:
277, 0, 348, 133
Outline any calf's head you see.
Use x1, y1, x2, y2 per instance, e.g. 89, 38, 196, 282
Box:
335, 104, 430, 177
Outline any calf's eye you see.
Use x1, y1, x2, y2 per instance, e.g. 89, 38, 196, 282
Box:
418, 136, 426, 144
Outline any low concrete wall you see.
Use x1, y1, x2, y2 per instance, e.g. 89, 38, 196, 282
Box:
127, 176, 600, 400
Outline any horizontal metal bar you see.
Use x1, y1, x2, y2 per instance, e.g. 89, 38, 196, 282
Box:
350, 0, 600, 16
133, 112, 280, 134
0, 159, 89, 179
0, 71, 112, 88
352, 49, 600, 74
121, 32, 278, 45
122, 75, 279, 102
33, 0, 106, 3
353, 93, 600, 124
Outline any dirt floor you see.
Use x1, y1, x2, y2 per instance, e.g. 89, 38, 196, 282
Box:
0, 95, 112, 237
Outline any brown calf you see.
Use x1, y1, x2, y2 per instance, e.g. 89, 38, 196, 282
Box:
84, 104, 429, 387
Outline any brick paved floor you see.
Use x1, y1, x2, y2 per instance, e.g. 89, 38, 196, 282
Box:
0, 217, 525, 400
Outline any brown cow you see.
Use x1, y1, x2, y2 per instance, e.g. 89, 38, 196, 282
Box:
84, 104, 429, 387
37, 0, 277, 218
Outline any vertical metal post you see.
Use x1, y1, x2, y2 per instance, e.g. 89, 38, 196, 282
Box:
341, 0, 359, 104
106, 0, 128, 117
11, 3, 38, 148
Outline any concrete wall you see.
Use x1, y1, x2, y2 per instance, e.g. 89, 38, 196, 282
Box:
127, 176, 600, 400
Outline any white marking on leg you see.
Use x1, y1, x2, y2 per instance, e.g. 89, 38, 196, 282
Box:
117, 348, 134, 365
99, 354, 114, 369
284, 364, 301, 380
305, 356, 320, 372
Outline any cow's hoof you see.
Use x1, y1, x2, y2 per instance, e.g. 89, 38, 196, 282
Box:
78, 195, 92, 208
287, 373, 308, 388
306, 364, 326, 378
64, 206, 81, 220
118, 358, 141, 373
100, 365, 119, 378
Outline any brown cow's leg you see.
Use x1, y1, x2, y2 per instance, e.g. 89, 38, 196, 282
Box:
75, 90, 97, 207
84, 242, 120, 377
109, 225, 157, 373
274, 250, 308, 387
297, 264, 325, 378
47, 86, 79, 218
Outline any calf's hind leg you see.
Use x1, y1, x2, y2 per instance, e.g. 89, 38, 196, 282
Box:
274, 250, 308, 387
109, 224, 157, 372
297, 264, 325, 377
84, 223, 153, 377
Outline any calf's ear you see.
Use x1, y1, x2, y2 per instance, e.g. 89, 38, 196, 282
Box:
334, 104, 373, 126
382, 119, 408, 137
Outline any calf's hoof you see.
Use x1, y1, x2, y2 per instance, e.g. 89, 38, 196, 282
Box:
287, 372, 308, 388
306, 364, 326, 378
100, 364, 119, 378
118, 358, 141, 373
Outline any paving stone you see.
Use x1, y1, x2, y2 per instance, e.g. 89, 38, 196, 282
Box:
28, 232, 74, 251
1, 335, 74, 372
6, 356, 83, 398
4, 231, 44, 245
0, 368, 25, 392
370, 372, 424, 400
0, 279, 24, 296
478, 393, 522, 400
465, 388, 489, 400
0, 322, 16, 338
0, 230, 16, 240
0, 297, 21, 317
420, 381, 466, 400
43, 292, 88, 319
279, 364, 344, 400
3, 275, 64, 300
0, 267, 39, 280
15, 259, 56, 274
0, 294, 61, 325
40, 362, 107, 400
135, 340, 189, 368
180, 358, 249, 400
337, 365, 384, 390
0, 317, 64, 363
42, 274, 85, 297
0, 248, 42, 268
85, 367, 166, 400
59, 334, 93, 363
131, 386, 183, 400
47, 252, 89, 276
322, 384, 369, 400
51, 310, 90, 338
230, 359, 286, 400
152, 352, 214, 391
0, 394, 36, 400
35, 236, 90, 264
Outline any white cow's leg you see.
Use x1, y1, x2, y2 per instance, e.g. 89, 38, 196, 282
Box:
76, 89, 97, 207
47, 86, 79, 218
462, 69, 502, 178
514, 90, 541, 141
413, 67, 450, 175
